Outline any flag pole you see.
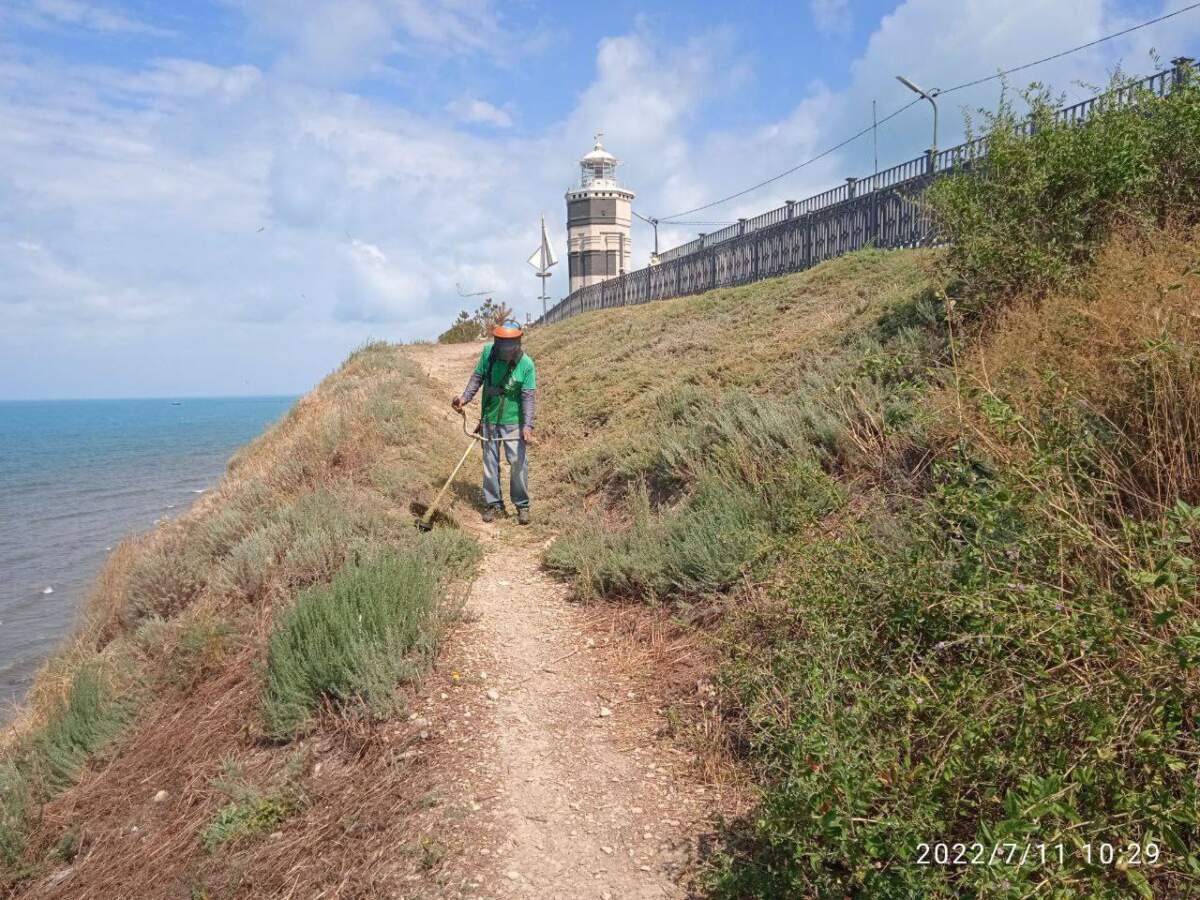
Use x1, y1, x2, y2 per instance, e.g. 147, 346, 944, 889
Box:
528, 213, 557, 320
537, 214, 550, 317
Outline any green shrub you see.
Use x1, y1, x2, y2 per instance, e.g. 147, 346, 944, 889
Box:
214, 522, 289, 601
0, 764, 29, 873
276, 487, 397, 587
30, 667, 130, 793
928, 70, 1200, 310
437, 311, 481, 344
190, 505, 254, 562
0, 665, 131, 870
438, 298, 513, 343
710, 446, 1200, 897
547, 461, 840, 602
201, 793, 296, 851
261, 546, 468, 739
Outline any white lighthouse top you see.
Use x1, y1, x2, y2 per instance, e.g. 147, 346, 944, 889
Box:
579, 133, 619, 188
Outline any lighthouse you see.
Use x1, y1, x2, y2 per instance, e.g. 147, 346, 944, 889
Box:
566, 134, 634, 293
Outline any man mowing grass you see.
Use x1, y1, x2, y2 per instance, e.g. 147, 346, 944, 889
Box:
451, 319, 537, 525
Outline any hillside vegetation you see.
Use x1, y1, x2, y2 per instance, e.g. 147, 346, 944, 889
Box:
0, 345, 478, 895
527, 71, 1200, 897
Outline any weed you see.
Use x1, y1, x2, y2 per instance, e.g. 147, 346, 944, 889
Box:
171, 617, 237, 688
200, 755, 306, 852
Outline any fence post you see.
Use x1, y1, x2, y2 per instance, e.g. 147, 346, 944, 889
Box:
924, 148, 935, 175
785, 200, 795, 219
1172, 56, 1195, 90
845, 177, 857, 199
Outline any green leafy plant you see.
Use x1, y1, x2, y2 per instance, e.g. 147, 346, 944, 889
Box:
261, 543, 473, 739
928, 70, 1200, 312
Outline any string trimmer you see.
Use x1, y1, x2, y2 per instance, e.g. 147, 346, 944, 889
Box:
414, 407, 520, 532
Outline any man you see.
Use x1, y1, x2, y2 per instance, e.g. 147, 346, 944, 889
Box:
451, 319, 537, 525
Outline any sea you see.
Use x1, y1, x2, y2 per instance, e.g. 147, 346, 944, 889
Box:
0, 396, 296, 718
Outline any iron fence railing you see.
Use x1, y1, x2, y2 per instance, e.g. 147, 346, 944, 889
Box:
537, 60, 1190, 326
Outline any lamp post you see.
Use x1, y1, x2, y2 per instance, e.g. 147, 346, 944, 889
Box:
896, 75, 939, 159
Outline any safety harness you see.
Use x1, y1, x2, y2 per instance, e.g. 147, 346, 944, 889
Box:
477, 342, 524, 436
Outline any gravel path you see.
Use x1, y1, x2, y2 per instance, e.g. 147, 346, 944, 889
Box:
403, 342, 717, 899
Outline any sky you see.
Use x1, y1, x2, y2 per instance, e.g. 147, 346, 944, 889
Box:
1, 0, 1197, 399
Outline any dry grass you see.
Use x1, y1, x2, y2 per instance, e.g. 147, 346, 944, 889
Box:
576, 601, 747, 791
962, 228, 1200, 514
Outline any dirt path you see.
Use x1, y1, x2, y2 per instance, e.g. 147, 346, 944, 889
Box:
402, 342, 720, 898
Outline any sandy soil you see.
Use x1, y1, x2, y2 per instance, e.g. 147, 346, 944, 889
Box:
400, 342, 728, 898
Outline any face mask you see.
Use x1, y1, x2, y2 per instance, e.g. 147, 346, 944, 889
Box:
494, 337, 521, 362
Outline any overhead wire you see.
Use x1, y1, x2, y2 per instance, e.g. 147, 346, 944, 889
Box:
645, 2, 1200, 222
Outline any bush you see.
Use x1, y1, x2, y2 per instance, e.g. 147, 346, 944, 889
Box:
710, 447, 1200, 897
927, 70, 1200, 311
124, 536, 206, 621
214, 523, 289, 602
261, 546, 467, 739
30, 667, 130, 793
437, 311, 480, 344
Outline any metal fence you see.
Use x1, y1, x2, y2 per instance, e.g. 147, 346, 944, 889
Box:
537, 61, 1187, 326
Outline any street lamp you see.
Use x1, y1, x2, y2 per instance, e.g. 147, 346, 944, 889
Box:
896, 75, 939, 157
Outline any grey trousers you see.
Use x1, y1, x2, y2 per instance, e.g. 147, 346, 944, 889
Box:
481, 423, 529, 509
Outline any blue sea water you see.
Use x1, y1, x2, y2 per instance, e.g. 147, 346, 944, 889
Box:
0, 396, 295, 716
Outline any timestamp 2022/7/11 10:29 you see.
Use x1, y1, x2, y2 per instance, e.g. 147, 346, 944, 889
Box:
915, 841, 1162, 868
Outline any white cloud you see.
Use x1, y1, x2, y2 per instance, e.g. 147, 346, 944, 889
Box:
447, 98, 513, 127
3, 1, 1198, 398
228, 0, 514, 81
119, 59, 263, 103
334, 239, 432, 322
810, 0, 852, 37
7, 0, 172, 36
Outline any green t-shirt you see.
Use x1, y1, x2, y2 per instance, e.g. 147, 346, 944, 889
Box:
474, 343, 536, 425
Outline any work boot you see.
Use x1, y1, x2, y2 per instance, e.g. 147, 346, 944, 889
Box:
482, 505, 504, 523
517, 507, 531, 526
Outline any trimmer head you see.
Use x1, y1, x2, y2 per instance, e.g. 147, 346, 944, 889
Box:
411, 501, 434, 531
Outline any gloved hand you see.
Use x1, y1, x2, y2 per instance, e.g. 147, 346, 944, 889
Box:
451, 395, 463, 411
522, 425, 534, 444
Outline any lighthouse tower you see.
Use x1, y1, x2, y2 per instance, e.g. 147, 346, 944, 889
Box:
566, 134, 634, 293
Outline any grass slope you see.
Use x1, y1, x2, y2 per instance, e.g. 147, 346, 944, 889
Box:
525, 72, 1200, 897
0, 342, 479, 894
